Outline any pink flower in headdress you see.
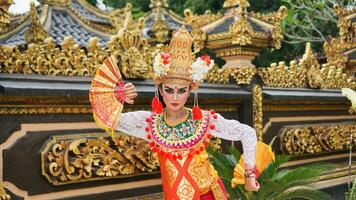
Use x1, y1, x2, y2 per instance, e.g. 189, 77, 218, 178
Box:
154, 52, 171, 77
160, 53, 171, 65
200, 54, 212, 66
190, 54, 215, 82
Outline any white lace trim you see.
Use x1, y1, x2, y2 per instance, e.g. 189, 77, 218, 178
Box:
115, 110, 151, 140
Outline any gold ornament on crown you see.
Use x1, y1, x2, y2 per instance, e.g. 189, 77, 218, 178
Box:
153, 26, 214, 85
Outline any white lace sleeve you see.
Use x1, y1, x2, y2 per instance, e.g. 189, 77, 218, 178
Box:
115, 110, 151, 141
210, 113, 257, 166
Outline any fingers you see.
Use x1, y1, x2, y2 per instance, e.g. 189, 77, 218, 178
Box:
123, 83, 137, 104
124, 83, 137, 95
125, 98, 134, 104
126, 93, 138, 99
124, 83, 135, 90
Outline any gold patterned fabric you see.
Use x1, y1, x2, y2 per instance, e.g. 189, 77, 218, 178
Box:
159, 150, 226, 200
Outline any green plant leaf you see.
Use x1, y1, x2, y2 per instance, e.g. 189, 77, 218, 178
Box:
275, 188, 332, 200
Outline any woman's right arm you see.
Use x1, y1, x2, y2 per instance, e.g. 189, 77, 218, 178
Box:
114, 82, 150, 140
115, 110, 151, 141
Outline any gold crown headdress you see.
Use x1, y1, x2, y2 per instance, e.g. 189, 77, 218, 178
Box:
153, 26, 214, 86
151, 26, 214, 120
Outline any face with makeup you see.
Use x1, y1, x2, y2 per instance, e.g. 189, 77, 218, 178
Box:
159, 83, 191, 112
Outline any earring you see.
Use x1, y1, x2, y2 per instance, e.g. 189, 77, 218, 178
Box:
192, 90, 202, 120
151, 86, 163, 114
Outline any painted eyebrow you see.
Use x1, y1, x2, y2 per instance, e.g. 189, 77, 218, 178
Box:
163, 86, 188, 90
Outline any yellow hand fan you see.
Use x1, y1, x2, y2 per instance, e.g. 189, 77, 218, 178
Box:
89, 56, 125, 137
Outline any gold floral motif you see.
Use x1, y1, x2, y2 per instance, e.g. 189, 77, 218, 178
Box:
164, 159, 179, 188
41, 134, 159, 185
206, 66, 255, 85
184, 9, 223, 28
250, 6, 287, 49
252, 85, 263, 141
189, 151, 215, 195
300, 42, 323, 88
24, 1, 49, 44
177, 177, 194, 200
152, 18, 169, 43
109, 3, 132, 31
258, 42, 356, 89
281, 124, 356, 155
108, 21, 155, 79
149, 0, 168, 9
230, 66, 256, 84
223, 0, 248, 9
324, 38, 353, 70
333, 4, 355, 44
0, 106, 92, 114
0, 36, 108, 76
229, 7, 253, 46
40, 0, 70, 6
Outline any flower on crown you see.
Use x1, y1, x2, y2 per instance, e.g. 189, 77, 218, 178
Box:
190, 54, 214, 82
153, 52, 171, 77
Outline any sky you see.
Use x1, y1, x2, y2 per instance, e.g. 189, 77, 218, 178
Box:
9, 0, 40, 15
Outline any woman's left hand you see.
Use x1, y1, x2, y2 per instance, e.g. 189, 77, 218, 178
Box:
245, 176, 260, 192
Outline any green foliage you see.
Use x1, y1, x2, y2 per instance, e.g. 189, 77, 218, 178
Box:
207, 144, 334, 200
86, 0, 97, 6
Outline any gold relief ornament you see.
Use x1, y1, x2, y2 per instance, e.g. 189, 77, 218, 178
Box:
229, 7, 253, 46
107, 23, 154, 79
0, 182, 10, 200
41, 134, 159, 185
333, 4, 355, 44
258, 42, 356, 89
0, 36, 108, 77
24, 1, 49, 44
250, 6, 288, 49
0, 0, 13, 26
252, 85, 263, 141
281, 124, 356, 155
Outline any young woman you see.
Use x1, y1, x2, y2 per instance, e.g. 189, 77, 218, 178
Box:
114, 27, 259, 199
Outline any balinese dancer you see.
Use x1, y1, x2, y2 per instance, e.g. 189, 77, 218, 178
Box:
102, 26, 259, 199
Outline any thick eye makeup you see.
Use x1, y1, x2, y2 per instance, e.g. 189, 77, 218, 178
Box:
163, 86, 188, 95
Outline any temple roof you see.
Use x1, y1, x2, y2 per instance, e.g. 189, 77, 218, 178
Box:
205, 16, 267, 35
140, 0, 187, 43
0, 0, 115, 46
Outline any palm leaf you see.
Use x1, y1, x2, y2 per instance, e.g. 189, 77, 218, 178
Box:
258, 155, 290, 184
206, 146, 235, 180
274, 187, 332, 200
229, 145, 241, 164
258, 163, 334, 200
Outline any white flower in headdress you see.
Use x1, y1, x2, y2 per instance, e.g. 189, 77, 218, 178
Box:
153, 52, 171, 77
190, 55, 214, 82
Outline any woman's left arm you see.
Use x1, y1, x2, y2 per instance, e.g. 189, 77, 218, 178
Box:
209, 112, 260, 191
210, 113, 257, 167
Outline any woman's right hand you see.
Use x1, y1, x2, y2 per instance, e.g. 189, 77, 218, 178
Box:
123, 83, 137, 104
